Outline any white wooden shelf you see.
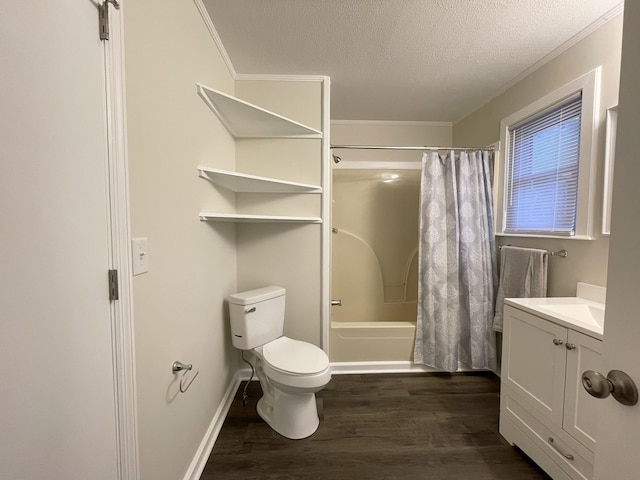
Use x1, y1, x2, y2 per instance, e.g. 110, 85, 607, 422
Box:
199, 213, 322, 224
197, 84, 323, 139
198, 167, 322, 194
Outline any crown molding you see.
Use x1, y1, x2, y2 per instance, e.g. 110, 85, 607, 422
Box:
193, 0, 237, 78
455, 2, 624, 124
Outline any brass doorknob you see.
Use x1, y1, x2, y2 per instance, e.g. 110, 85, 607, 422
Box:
582, 370, 638, 406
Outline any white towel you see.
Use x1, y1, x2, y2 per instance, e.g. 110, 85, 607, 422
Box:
493, 246, 548, 332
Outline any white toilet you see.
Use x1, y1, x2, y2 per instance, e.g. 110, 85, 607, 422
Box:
226, 285, 331, 439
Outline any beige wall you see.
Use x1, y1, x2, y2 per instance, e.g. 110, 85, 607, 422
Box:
332, 121, 452, 163
235, 79, 325, 346
124, 1, 238, 479
454, 16, 623, 296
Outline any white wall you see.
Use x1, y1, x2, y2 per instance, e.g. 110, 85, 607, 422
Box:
0, 2, 120, 478
235, 79, 326, 346
124, 1, 238, 479
454, 15, 623, 296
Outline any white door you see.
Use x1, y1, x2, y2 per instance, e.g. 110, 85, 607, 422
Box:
594, 3, 640, 478
0, 2, 120, 479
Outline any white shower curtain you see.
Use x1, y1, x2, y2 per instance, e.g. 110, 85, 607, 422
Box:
413, 150, 497, 372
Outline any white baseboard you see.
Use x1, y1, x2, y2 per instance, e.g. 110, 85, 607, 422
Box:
182, 370, 242, 480
329, 360, 489, 375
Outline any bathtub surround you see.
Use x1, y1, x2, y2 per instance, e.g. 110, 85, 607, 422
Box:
414, 151, 498, 372
332, 168, 421, 321
329, 121, 452, 363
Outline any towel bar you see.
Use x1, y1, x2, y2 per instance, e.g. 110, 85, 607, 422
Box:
498, 246, 568, 258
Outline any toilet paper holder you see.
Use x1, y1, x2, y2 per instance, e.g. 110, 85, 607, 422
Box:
172, 361, 199, 393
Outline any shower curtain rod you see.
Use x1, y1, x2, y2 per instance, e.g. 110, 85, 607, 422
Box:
330, 144, 495, 151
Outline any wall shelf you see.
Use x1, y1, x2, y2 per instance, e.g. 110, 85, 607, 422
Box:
197, 84, 323, 139
198, 167, 322, 194
199, 213, 322, 224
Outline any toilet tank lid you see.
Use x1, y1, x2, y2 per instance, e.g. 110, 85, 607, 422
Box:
226, 285, 285, 306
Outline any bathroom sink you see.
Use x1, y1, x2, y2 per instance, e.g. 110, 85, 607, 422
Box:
537, 304, 605, 330
505, 283, 607, 339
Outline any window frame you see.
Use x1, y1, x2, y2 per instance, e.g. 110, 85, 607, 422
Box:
495, 67, 601, 239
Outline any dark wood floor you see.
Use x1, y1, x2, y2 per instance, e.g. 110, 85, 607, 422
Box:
202, 372, 551, 479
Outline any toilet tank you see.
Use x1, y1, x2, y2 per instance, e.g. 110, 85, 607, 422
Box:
226, 286, 286, 350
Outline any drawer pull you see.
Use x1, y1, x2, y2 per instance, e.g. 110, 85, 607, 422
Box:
553, 338, 564, 346
548, 437, 574, 461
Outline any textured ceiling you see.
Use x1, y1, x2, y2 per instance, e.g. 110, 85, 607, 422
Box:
203, 0, 622, 122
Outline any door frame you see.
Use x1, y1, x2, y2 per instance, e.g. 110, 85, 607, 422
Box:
103, 4, 139, 479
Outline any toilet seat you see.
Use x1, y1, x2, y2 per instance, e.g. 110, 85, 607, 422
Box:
256, 336, 331, 390
262, 336, 329, 375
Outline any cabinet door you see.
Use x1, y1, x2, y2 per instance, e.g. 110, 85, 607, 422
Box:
563, 330, 602, 452
502, 306, 568, 425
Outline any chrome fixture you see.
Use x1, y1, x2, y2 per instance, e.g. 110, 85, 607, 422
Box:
332, 154, 341, 164
172, 361, 192, 372
498, 246, 568, 258
330, 144, 495, 151
173, 361, 199, 393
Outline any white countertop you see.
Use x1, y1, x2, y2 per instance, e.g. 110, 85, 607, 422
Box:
505, 296, 605, 340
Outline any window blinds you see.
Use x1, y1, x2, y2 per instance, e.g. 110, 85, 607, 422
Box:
505, 94, 582, 235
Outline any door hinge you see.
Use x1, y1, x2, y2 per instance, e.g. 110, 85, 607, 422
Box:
108, 269, 119, 301
99, 0, 121, 41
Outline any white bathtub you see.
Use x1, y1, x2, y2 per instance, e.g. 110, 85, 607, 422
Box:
329, 321, 417, 362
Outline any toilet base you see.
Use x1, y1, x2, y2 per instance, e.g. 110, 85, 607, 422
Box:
257, 389, 320, 440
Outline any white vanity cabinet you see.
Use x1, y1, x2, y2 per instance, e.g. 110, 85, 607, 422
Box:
500, 304, 602, 480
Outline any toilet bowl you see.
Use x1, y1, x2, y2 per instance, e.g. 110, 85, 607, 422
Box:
226, 286, 331, 439
253, 337, 330, 439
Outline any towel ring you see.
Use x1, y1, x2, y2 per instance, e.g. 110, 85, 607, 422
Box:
173, 361, 199, 393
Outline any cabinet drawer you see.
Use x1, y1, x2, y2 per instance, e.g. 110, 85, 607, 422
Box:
502, 389, 594, 480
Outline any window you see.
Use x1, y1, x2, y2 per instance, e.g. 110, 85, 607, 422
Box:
496, 68, 600, 239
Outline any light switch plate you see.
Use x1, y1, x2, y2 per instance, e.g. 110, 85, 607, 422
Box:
131, 238, 149, 275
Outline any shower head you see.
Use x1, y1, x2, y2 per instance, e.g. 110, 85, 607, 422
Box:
332, 154, 341, 164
